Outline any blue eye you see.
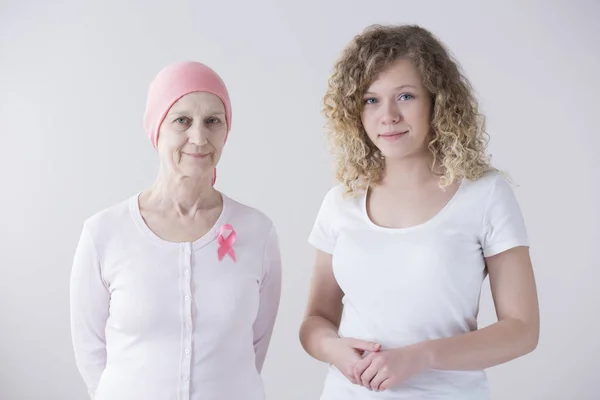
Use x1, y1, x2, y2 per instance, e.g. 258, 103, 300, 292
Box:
364, 98, 377, 105
206, 117, 221, 124
399, 94, 414, 101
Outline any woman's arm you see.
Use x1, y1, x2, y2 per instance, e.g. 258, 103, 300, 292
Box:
422, 245, 539, 369
300, 250, 381, 383
69, 223, 110, 399
420, 174, 539, 370
252, 224, 283, 373
299, 250, 344, 361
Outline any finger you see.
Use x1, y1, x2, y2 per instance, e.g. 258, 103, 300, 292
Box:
349, 339, 382, 353
345, 372, 357, 385
378, 378, 392, 391
346, 351, 365, 385
370, 370, 388, 391
352, 355, 372, 385
360, 362, 379, 388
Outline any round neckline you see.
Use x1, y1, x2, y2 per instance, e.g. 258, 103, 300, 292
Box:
361, 178, 468, 233
129, 191, 231, 251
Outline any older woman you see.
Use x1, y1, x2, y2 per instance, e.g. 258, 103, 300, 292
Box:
70, 61, 282, 400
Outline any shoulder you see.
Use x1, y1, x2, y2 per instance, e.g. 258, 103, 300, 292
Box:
310, 183, 363, 232
467, 169, 511, 192
319, 183, 362, 211
461, 169, 517, 205
477, 170, 521, 207
223, 193, 276, 238
467, 169, 526, 227
82, 194, 136, 240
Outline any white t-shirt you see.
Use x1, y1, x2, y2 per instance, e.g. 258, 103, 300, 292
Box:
70, 192, 282, 400
308, 170, 529, 400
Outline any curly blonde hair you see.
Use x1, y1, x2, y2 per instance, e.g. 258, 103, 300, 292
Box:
322, 24, 494, 194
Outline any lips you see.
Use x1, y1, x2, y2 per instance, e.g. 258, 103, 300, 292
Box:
379, 130, 408, 139
184, 152, 210, 158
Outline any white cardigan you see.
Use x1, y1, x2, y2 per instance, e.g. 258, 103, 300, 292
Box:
70, 192, 282, 400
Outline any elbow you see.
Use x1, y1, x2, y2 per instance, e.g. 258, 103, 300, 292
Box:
298, 316, 313, 350
298, 315, 331, 352
504, 317, 539, 357
520, 319, 539, 355
525, 328, 539, 354
298, 314, 316, 334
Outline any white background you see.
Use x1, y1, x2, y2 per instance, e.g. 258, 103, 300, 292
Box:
1, 0, 599, 399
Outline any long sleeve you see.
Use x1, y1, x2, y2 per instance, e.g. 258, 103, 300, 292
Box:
252, 223, 282, 372
69, 223, 110, 398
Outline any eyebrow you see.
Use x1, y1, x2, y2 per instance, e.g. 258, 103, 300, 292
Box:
364, 85, 417, 95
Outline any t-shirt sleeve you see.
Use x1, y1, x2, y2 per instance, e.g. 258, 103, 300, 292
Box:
308, 187, 340, 254
481, 174, 529, 257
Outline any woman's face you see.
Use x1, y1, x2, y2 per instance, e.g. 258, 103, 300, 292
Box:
361, 58, 433, 161
157, 92, 227, 179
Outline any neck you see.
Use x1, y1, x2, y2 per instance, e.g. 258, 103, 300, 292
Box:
145, 169, 220, 216
381, 152, 439, 190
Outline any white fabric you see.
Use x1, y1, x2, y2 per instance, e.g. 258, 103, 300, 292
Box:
70, 193, 282, 400
308, 171, 529, 399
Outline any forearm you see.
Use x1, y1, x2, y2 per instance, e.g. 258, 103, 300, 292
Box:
299, 316, 340, 363
253, 306, 278, 372
421, 318, 539, 371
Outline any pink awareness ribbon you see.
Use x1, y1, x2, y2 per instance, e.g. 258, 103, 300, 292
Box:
217, 224, 236, 262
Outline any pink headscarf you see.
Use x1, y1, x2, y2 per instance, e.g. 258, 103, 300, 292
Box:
143, 61, 232, 184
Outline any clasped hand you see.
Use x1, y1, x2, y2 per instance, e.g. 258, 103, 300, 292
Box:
326, 337, 431, 392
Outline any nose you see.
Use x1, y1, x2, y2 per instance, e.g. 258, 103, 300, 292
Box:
188, 122, 209, 146
380, 100, 403, 125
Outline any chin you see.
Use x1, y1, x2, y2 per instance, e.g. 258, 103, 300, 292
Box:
381, 149, 412, 160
